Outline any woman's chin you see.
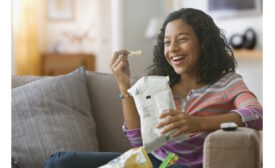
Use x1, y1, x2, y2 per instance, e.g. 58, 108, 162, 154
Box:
174, 68, 184, 75
170, 64, 185, 75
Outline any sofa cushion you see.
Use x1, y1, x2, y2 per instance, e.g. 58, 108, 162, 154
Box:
12, 67, 98, 168
86, 71, 131, 152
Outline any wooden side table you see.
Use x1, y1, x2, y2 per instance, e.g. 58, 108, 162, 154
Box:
42, 53, 96, 76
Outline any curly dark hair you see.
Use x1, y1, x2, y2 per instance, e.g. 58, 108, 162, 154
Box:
147, 8, 237, 86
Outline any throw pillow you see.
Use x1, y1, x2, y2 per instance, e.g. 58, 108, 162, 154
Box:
12, 67, 98, 168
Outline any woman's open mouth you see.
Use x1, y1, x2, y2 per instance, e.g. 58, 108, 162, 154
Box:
171, 55, 186, 65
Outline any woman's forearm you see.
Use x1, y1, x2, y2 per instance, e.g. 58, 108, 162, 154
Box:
198, 112, 244, 132
120, 87, 140, 129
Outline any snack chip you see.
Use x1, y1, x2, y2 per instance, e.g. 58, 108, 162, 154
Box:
128, 50, 142, 57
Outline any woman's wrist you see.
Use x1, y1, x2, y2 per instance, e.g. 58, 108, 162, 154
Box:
199, 117, 207, 131
118, 83, 130, 94
194, 117, 207, 132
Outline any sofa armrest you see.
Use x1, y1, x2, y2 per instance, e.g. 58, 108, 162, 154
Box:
203, 127, 260, 168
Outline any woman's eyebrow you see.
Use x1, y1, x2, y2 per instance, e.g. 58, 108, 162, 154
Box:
164, 32, 190, 39
178, 32, 190, 36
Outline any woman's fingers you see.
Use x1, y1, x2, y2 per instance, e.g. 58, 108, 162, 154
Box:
110, 50, 124, 67
110, 53, 129, 73
110, 49, 128, 69
160, 120, 183, 134
156, 111, 190, 136
169, 127, 187, 138
159, 109, 178, 119
113, 60, 127, 74
110, 49, 131, 89
111, 55, 123, 71
156, 113, 182, 129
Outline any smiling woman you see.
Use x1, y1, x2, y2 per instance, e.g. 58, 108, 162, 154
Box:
43, 8, 262, 168
149, 8, 236, 86
163, 19, 200, 78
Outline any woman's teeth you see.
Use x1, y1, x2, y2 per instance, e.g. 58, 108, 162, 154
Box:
172, 56, 185, 61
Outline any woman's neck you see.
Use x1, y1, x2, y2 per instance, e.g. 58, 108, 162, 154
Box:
179, 74, 201, 89
172, 74, 204, 98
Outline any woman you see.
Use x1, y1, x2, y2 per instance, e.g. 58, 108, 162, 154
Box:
44, 8, 262, 168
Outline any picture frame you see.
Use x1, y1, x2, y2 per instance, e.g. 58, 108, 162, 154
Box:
47, 0, 74, 21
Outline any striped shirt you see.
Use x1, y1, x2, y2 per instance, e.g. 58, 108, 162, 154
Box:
122, 72, 262, 168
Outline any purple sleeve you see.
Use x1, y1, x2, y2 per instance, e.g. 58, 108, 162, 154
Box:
122, 123, 143, 147
231, 107, 262, 130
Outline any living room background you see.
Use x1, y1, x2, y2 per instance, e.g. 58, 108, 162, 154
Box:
11, 0, 262, 103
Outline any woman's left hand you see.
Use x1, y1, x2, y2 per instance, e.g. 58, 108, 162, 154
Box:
156, 109, 202, 138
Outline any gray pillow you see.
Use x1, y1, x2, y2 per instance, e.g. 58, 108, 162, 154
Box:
12, 67, 98, 168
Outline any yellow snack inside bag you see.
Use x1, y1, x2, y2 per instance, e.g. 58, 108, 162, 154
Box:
99, 146, 152, 168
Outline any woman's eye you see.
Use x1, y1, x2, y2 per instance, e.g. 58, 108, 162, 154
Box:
164, 41, 171, 45
179, 38, 187, 42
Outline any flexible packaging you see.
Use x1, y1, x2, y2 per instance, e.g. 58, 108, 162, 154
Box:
99, 146, 152, 168
128, 76, 189, 152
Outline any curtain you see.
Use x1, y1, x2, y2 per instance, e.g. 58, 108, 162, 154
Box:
12, 0, 40, 75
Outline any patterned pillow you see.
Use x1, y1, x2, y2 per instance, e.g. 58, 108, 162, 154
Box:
12, 67, 98, 168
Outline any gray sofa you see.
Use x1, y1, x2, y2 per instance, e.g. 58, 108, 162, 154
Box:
12, 68, 262, 168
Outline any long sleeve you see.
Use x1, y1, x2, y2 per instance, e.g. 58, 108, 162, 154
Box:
231, 92, 262, 130
226, 76, 262, 130
122, 123, 143, 147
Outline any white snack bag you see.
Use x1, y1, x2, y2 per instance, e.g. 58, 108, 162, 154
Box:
128, 76, 189, 152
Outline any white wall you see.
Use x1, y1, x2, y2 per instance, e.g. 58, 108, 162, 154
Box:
121, 0, 164, 78
236, 57, 262, 104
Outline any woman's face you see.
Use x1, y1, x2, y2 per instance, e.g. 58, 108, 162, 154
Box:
164, 19, 200, 77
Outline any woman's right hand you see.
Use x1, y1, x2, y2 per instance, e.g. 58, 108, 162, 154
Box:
110, 49, 130, 91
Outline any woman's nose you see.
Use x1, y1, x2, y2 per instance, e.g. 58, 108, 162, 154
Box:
169, 41, 179, 52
